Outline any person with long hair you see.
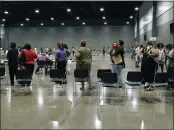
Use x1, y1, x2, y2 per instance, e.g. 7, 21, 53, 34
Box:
74, 40, 92, 90
141, 42, 159, 91
6, 42, 18, 86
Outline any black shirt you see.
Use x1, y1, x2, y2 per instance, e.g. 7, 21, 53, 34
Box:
7, 49, 18, 66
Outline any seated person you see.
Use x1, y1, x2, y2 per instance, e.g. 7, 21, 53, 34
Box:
35, 53, 52, 74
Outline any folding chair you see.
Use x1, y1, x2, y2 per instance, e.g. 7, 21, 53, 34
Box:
0, 67, 5, 77
167, 69, 174, 90
125, 71, 143, 85
99, 72, 119, 104
37, 60, 46, 74
97, 69, 111, 82
125, 71, 144, 96
45, 60, 53, 74
16, 69, 32, 86
0, 67, 6, 85
50, 69, 66, 87
154, 72, 168, 88
73, 69, 89, 94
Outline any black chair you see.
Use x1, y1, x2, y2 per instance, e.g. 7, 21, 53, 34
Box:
167, 69, 174, 89
97, 69, 111, 81
50, 69, 66, 84
36, 60, 46, 74
0, 67, 5, 77
126, 71, 143, 84
99, 72, 119, 104
73, 69, 88, 94
16, 69, 32, 86
154, 73, 168, 88
74, 69, 88, 82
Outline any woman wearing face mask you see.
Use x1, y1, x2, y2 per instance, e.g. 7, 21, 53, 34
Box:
141, 42, 159, 91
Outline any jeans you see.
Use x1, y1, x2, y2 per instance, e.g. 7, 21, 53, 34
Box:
112, 64, 123, 86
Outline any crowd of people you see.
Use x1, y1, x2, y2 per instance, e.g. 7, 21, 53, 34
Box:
1, 39, 174, 92
130, 42, 174, 90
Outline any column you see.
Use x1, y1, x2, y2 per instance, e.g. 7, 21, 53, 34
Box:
136, 11, 140, 43
152, 1, 157, 37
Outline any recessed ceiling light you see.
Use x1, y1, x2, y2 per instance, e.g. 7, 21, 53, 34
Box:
100, 8, 104, 12
51, 17, 54, 20
26, 18, 29, 21
35, 9, 40, 13
127, 22, 129, 24
4, 11, 8, 14
135, 7, 139, 11
76, 16, 80, 20
67, 8, 71, 12
82, 22, 85, 25
20, 23, 24, 26
1, 24, 4, 27
61, 23, 64, 26
130, 16, 133, 19
41, 23, 44, 26
2, 18, 5, 22
102, 16, 106, 19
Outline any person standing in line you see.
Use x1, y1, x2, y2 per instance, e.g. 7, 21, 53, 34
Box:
55, 42, 70, 84
18, 43, 37, 86
75, 40, 92, 90
157, 43, 165, 73
6, 42, 18, 86
40, 47, 43, 53
45, 47, 49, 53
135, 45, 141, 68
110, 41, 124, 88
103, 47, 106, 56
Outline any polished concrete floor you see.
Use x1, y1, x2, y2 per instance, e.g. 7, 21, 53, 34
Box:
1, 54, 173, 129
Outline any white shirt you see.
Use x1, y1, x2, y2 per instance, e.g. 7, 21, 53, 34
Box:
158, 49, 165, 62
135, 47, 141, 56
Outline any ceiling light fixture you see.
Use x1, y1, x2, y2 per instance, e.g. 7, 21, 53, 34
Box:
2, 18, 5, 22
104, 22, 107, 25
130, 16, 133, 19
26, 18, 29, 21
67, 8, 71, 12
102, 16, 106, 19
41, 23, 44, 26
4, 11, 8, 14
82, 22, 85, 25
100, 8, 104, 12
135, 7, 139, 11
1, 24, 4, 27
76, 16, 80, 20
51, 17, 54, 20
35, 9, 40, 13
61, 23, 64, 26
127, 22, 130, 24
20, 23, 24, 26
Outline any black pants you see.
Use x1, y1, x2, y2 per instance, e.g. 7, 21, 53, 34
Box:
9, 65, 18, 85
21, 64, 34, 86
57, 61, 67, 79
